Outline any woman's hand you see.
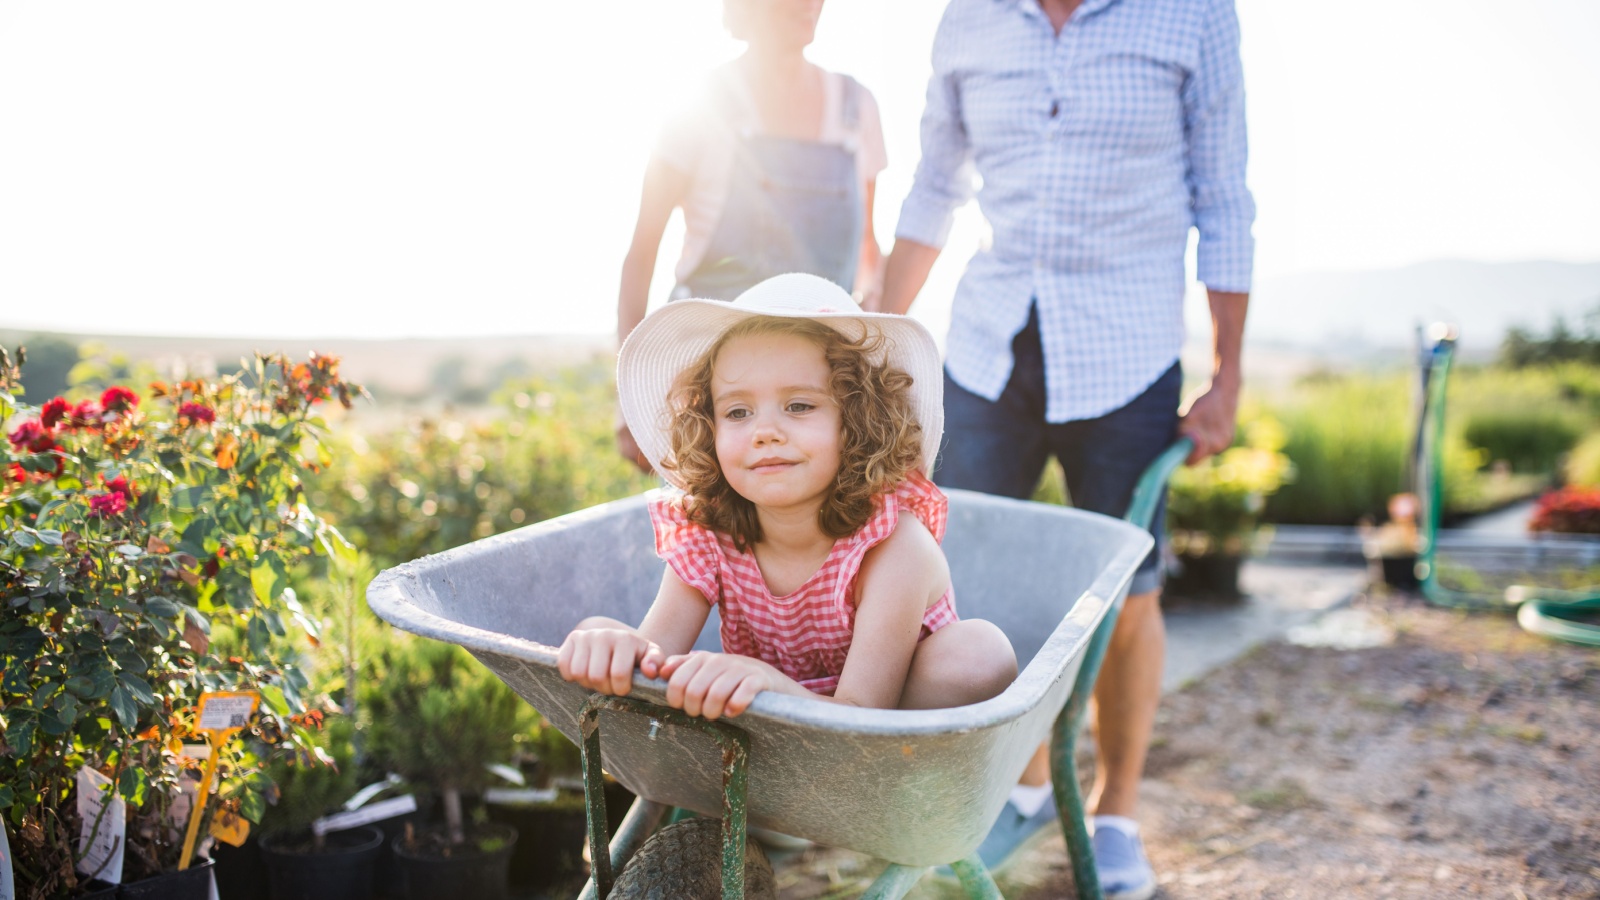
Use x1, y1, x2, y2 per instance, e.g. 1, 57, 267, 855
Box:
659, 651, 779, 720
557, 621, 668, 696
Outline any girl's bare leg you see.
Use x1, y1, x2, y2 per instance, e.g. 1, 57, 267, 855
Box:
898, 619, 1018, 710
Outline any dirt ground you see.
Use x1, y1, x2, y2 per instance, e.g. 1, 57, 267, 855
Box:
774, 588, 1600, 899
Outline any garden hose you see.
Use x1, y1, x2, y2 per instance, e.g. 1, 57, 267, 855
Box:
1413, 331, 1600, 646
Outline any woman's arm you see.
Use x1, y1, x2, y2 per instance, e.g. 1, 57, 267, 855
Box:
615, 159, 692, 468
557, 567, 709, 696
853, 178, 884, 310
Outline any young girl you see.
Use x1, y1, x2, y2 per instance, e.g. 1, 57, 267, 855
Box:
614, 0, 889, 470
560, 274, 1017, 719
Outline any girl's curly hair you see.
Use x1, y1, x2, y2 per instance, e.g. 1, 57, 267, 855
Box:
662, 316, 924, 552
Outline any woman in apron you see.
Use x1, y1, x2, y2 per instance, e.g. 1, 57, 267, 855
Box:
614, 0, 888, 469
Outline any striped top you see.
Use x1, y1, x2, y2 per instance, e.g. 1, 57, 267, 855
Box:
649, 472, 959, 697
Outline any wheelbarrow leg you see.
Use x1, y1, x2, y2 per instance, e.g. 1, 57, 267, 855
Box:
576, 694, 752, 900
860, 864, 928, 899
1050, 592, 1123, 900
575, 796, 669, 900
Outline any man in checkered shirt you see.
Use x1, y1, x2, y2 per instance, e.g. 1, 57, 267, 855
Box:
877, 0, 1254, 895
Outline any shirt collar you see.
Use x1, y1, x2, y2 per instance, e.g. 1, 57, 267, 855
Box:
996, 0, 1122, 21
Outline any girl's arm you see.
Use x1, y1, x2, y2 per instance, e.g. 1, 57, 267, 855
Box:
656, 516, 949, 718
832, 514, 949, 709
557, 567, 710, 697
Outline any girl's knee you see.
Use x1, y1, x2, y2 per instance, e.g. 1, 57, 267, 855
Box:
906, 620, 1017, 708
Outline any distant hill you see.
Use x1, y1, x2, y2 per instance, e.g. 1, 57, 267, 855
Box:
1246, 259, 1600, 354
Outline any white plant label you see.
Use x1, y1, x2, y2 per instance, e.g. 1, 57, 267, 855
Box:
342, 774, 402, 812
483, 787, 559, 805
1, 816, 15, 900
197, 694, 256, 732
75, 767, 126, 884
312, 794, 417, 837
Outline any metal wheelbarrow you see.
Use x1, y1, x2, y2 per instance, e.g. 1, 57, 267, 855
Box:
368, 441, 1192, 899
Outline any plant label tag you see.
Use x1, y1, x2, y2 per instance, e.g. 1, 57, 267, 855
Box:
342, 773, 402, 811
208, 809, 251, 848
312, 794, 417, 837
484, 787, 559, 805
195, 691, 260, 736
486, 763, 525, 786
75, 767, 126, 884
2, 816, 15, 900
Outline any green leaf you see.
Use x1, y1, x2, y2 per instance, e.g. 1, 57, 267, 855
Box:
0, 784, 14, 809
238, 785, 267, 823
36, 529, 62, 546
172, 485, 211, 511
108, 686, 136, 729
119, 673, 155, 705
247, 616, 270, 654
250, 551, 288, 603
115, 544, 143, 558
15, 531, 36, 549
184, 606, 211, 635
118, 766, 149, 807
258, 684, 289, 716
65, 675, 96, 698
144, 596, 183, 618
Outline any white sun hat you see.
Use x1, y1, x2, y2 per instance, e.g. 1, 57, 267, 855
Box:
618, 272, 944, 491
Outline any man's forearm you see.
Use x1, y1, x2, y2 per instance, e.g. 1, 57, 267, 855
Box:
1207, 290, 1249, 386
877, 239, 942, 315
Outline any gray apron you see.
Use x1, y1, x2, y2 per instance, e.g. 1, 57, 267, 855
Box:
675, 76, 864, 301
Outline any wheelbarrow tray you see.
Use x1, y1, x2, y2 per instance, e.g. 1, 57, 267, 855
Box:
368, 488, 1151, 868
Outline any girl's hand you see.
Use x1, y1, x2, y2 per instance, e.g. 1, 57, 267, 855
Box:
558, 624, 668, 696
659, 651, 776, 720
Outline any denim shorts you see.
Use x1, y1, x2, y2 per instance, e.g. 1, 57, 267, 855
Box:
934, 305, 1181, 595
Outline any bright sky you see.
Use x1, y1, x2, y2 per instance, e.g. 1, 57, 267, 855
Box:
1, 0, 1596, 340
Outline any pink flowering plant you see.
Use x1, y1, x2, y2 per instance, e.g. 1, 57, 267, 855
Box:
1, 346, 362, 898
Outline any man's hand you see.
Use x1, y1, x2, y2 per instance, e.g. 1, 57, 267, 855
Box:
1177, 374, 1240, 464
557, 624, 668, 696
658, 651, 779, 720
615, 423, 653, 473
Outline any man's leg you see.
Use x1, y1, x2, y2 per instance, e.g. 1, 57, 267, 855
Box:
1050, 362, 1181, 898
1088, 587, 1164, 817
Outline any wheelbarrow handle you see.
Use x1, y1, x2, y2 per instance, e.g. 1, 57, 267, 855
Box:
1123, 437, 1194, 531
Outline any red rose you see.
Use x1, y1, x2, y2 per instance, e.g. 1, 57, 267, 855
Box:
69, 400, 103, 428
100, 386, 139, 415
89, 491, 127, 518
103, 474, 137, 503
40, 398, 71, 428
7, 421, 55, 453
178, 402, 216, 424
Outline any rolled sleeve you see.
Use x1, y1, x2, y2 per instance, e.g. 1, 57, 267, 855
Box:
894, 19, 975, 249
1184, 0, 1256, 293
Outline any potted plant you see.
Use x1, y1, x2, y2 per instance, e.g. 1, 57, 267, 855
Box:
482, 716, 596, 892
363, 638, 527, 900
1166, 414, 1294, 599
0, 347, 360, 899
253, 714, 388, 900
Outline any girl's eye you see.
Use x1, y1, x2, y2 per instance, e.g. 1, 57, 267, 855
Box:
786, 402, 814, 413
724, 408, 750, 420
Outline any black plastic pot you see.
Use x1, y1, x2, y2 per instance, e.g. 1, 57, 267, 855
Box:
209, 833, 268, 900
259, 825, 384, 900
392, 823, 517, 900
1168, 552, 1245, 600
74, 881, 119, 900
487, 793, 587, 889
1372, 553, 1421, 590
118, 857, 215, 900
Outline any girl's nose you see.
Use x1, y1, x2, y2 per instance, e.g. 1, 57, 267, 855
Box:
752, 412, 784, 445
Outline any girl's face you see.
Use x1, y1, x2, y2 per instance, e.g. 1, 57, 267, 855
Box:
711, 330, 842, 517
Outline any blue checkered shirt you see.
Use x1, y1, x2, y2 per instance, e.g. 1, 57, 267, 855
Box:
897, 0, 1255, 422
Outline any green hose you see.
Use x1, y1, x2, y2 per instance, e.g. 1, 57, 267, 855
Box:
1415, 333, 1600, 645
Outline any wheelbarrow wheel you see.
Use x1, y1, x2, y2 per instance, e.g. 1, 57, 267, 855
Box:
609, 817, 777, 900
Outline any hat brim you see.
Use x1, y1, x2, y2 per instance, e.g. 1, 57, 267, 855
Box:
618, 299, 944, 491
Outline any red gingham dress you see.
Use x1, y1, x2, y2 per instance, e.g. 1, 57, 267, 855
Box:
649, 472, 960, 697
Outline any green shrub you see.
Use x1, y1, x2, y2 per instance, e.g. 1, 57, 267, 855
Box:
1566, 432, 1600, 487
1462, 407, 1584, 474
311, 362, 656, 570
1261, 374, 1485, 525
1168, 413, 1293, 555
